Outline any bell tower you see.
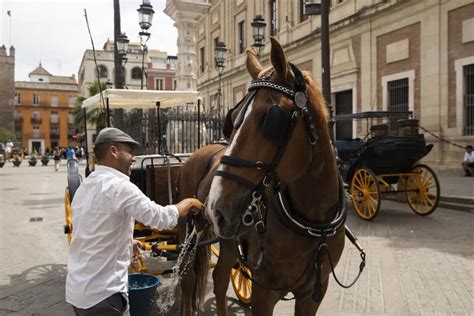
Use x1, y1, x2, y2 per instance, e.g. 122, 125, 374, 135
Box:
0, 45, 15, 131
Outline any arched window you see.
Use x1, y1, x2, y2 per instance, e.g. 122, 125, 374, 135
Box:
96, 65, 108, 78
131, 67, 142, 80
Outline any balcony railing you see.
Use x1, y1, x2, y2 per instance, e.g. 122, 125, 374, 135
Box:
31, 117, 42, 124
50, 133, 60, 139
15, 117, 23, 123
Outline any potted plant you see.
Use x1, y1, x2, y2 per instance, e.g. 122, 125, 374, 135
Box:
28, 151, 38, 166
0, 154, 4, 168
41, 154, 50, 166
12, 154, 21, 167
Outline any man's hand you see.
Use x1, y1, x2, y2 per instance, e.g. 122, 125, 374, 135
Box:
131, 240, 144, 270
176, 198, 204, 219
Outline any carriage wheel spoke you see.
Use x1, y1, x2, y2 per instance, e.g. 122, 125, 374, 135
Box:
355, 176, 364, 189
367, 200, 375, 216
368, 195, 377, 205
352, 183, 363, 192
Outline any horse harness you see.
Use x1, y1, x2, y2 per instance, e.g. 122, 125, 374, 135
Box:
215, 63, 366, 302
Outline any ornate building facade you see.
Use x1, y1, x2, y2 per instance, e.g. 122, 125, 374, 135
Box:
169, 0, 474, 168
78, 40, 177, 95
14, 64, 78, 153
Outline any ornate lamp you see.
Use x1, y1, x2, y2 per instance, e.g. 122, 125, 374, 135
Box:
251, 15, 266, 56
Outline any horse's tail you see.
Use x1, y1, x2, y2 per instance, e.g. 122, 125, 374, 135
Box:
193, 226, 213, 311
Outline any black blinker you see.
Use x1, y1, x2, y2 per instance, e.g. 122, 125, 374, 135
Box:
262, 105, 291, 142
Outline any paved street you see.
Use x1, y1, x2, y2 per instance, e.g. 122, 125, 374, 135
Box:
0, 161, 472, 315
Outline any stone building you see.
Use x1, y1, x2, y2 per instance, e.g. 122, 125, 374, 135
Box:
0, 45, 15, 132
168, 0, 474, 168
14, 64, 78, 154
78, 40, 177, 95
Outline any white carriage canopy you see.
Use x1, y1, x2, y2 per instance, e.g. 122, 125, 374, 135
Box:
81, 89, 201, 109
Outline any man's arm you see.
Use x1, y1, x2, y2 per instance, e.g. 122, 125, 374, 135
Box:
115, 180, 203, 230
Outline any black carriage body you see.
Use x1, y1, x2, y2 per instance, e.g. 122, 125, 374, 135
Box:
337, 134, 431, 184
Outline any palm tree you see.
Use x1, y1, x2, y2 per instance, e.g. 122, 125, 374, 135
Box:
73, 80, 109, 132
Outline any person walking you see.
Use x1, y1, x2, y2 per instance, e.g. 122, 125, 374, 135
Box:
67, 147, 76, 160
53, 147, 61, 171
65, 127, 204, 315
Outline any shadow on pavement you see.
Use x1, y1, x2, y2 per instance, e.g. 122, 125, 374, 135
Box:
0, 264, 71, 315
201, 297, 251, 315
345, 201, 473, 257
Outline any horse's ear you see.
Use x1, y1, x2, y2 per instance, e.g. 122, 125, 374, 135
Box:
246, 49, 263, 80
270, 37, 288, 81
223, 108, 235, 139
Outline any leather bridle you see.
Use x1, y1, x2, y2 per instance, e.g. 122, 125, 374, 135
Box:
212, 63, 365, 302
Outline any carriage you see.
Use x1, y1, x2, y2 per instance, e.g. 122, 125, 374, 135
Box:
63, 88, 253, 305
334, 111, 440, 220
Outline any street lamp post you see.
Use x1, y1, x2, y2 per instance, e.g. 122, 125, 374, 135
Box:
214, 41, 228, 135
137, 0, 154, 90
251, 15, 266, 57
107, 33, 128, 127
304, 0, 333, 141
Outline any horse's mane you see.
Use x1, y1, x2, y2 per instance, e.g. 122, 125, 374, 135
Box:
302, 71, 331, 145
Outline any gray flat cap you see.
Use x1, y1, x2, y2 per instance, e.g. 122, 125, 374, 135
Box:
94, 127, 140, 147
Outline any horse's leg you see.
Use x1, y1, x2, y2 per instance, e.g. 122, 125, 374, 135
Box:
250, 286, 280, 316
178, 221, 197, 316
213, 239, 235, 316
294, 280, 328, 316
180, 260, 197, 316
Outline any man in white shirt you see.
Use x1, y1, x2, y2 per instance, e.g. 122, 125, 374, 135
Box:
462, 145, 474, 177
66, 127, 204, 315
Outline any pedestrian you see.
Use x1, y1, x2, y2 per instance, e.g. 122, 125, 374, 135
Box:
462, 145, 474, 177
67, 147, 76, 160
76, 146, 83, 161
5, 140, 13, 160
53, 147, 61, 172
65, 127, 204, 315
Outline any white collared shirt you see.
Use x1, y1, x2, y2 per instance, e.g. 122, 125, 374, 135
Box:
464, 151, 474, 162
65, 165, 179, 309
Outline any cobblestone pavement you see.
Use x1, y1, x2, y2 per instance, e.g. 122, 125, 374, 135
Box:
0, 161, 472, 315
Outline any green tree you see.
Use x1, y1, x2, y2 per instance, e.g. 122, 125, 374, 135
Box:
0, 128, 17, 143
73, 80, 109, 132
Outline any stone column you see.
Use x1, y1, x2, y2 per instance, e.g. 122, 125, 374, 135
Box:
164, 0, 211, 91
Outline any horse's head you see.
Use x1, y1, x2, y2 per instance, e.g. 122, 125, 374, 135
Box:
206, 37, 330, 239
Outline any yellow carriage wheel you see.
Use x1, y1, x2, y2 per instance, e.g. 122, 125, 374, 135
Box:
350, 168, 381, 220
64, 188, 73, 246
230, 263, 252, 305
210, 244, 252, 305
406, 164, 440, 216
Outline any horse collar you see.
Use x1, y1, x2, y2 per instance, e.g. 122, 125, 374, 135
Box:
273, 174, 347, 239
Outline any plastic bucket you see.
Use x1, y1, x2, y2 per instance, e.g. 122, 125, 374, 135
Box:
128, 273, 161, 316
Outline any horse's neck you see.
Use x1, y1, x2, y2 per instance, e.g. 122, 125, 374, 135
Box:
286, 142, 339, 223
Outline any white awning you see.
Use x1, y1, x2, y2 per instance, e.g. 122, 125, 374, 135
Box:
81, 89, 201, 109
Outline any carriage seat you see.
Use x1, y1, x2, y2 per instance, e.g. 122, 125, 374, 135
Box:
335, 139, 364, 162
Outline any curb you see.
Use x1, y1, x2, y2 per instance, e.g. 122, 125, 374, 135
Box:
439, 195, 474, 213
383, 195, 473, 212
440, 195, 474, 205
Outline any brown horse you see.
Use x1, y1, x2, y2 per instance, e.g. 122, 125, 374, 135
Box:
205, 37, 346, 315
176, 143, 227, 315
177, 37, 347, 315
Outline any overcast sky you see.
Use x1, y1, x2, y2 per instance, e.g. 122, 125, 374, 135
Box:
0, 0, 177, 81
